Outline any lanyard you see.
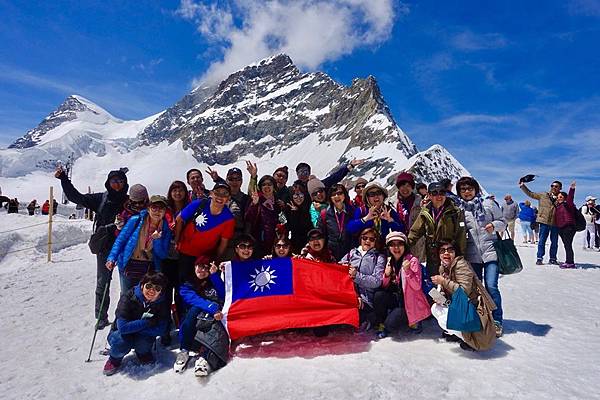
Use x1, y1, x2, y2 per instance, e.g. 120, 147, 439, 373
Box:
431, 205, 445, 225
335, 210, 345, 237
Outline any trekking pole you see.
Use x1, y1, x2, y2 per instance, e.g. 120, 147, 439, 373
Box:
85, 282, 109, 362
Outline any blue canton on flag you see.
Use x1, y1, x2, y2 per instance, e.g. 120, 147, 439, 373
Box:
230, 258, 293, 302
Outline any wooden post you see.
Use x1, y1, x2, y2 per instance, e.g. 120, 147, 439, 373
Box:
47, 186, 54, 262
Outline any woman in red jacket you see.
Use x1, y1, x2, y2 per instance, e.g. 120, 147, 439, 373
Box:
555, 181, 577, 269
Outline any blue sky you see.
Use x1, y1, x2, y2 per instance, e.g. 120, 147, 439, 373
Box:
1, 0, 598, 202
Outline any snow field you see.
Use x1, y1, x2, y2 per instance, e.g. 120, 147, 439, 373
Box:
0, 215, 599, 399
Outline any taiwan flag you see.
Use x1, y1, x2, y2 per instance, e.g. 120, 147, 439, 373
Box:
222, 257, 359, 340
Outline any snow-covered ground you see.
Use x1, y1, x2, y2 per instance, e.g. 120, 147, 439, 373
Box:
1, 213, 599, 399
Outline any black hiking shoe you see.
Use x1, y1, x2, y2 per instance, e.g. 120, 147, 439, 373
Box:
549, 259, 559, 265
535, 259, 543, 265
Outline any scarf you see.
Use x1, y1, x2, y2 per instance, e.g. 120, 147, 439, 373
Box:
458, 195, 486, 227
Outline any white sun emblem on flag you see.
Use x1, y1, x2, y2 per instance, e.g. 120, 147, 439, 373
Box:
195, 212, 208, 227
249, 265, 277, 292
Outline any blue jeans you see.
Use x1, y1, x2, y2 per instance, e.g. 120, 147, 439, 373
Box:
537, 223, 559, 261
520, 221, 533, 241
471, 262, 503, 324
178, 306, 202, 351
108, 330, 155, 361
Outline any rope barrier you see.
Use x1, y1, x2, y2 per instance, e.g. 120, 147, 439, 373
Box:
0, 238, 89, 256
0, 219, 91, 235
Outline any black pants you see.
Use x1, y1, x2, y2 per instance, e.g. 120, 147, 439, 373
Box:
374, 290, 408, 332
95, 250, 113, 321
373, 290, 397, 325
176, 253, 197, 322
559, 225, 576, 264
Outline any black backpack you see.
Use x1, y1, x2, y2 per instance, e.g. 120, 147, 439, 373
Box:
574, 207, 586, 232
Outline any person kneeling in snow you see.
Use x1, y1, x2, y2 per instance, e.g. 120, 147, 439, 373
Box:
174, 257, 229, 377
103, 272, 169, 376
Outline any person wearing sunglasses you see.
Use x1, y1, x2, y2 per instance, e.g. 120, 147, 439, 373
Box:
174, 257, 228, 377
455, 176, 506, 337
376, 231, 431, 338
554, 181, 578, 269
269, 237, 293, 259
103, 272, 170, 376
348, 183, 403, 245
114, 184, 149, 235
55, 166, 129, 329
430, 241, 496, 352
340, 227, 385, 331
299, 229, 336, 262
307, 178, 328, 228
519, 178, 561, 265
294, 159, 364, 186
352, 178, 368, 209
245, 175, 280, 258
408, 181, 466, 279
284, 180, 313, 253
106, 195, 173, 294
316, 184, 356, 261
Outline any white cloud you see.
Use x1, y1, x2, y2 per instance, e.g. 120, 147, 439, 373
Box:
568, 0, 600, 16
450, 30, 508, 51
439, 113, 513, 127
177, 0, 402, 85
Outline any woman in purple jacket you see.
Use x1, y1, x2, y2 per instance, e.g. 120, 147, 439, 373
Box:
554, 181, 577, 269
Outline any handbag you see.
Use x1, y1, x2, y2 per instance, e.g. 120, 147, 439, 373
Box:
88, 225, 113, 255
493, 231, 523, 275
447, 286, 481, 332
574, 208, 586, 232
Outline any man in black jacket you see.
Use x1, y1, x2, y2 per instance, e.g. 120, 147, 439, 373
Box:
55, 166, 129, 328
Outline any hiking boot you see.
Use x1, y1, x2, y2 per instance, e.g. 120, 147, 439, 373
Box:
174, 351, 190, 373
103, 357, 121, 376
96, 318, 111, 330
549, 259, 559, 265
535, 259, 543, 265
136, 352, 155, 365
194, 357, 211, 377
494, 321, 503, 338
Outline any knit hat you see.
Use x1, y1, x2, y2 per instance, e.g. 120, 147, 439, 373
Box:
274, 166, 289, 177
354, 177, 368, 188
385, 231, 408, 245
395, 172, 415, 188
129, 184, 149, 203
307, 178, 325, 197
362, 182, 389, 204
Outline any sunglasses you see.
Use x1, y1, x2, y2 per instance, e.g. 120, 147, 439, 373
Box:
236, 243, 253, 250
130, 200, 146, 207
361, 236, 377, 242
292, 192, 304, 198
275, 243, 290, 249
227, 177, 242, 182
429, 191, 446, 196
550, 184, 561, 188
213, 190, 230, 198
355, 184, 366, 190
311, 188, 325, 196
144, 283, 162, 292
109, 178, 124, 184
439, 247, 455, 254
149, 204, 166, 211
274, 173, 287, 179
459, 187, 474, 193
367, 191, 383, 197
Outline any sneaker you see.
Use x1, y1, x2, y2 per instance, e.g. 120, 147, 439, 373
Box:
174, 351, 190, 373
549, 259, 559, 265
136, 352, 155, 365
560, 263, 576, 269
103, 357, 121, 376
535, 259, 543, 265
494, 321, 503, 338
96, 318, 111, 330
194, 357, 211, 377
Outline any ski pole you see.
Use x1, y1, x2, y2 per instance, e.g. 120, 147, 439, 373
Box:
85, 282, 109, 363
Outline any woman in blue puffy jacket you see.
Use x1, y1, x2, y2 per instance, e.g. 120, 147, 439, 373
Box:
519, 200, 536, 243
106, 195, 172, 293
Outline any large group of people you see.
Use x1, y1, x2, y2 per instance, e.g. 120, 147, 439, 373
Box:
51, 160, 593, 378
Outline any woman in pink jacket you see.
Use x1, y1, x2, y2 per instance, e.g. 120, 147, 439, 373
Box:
377, 231, 431, 338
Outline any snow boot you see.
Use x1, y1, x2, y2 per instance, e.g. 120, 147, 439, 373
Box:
194, 357, 211, 377
174, 351, 190, 373
103, 357, 121, 376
